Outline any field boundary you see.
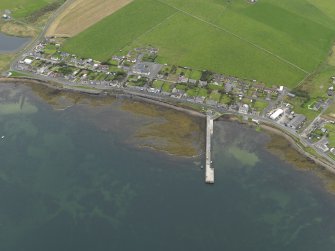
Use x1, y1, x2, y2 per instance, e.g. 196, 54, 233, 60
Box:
121, 12, 178, 51
46, 0, 134, 37
157, 0, 309, 74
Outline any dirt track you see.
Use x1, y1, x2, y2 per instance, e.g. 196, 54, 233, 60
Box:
46, 0, 133, 37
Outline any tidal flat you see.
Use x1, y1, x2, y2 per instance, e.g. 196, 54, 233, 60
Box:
2, 82, 335, 251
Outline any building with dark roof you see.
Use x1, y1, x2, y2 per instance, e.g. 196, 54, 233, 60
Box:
287, 114, 306, 130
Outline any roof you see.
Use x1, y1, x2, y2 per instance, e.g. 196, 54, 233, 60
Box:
287, 114, 306, 129
24, 58, 33, 64
133, 63, 150, 74
270, 109, 283, 120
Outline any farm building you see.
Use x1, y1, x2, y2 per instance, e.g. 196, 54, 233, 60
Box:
287, 114, 306, 129
270, 109, 284, 120
23, 58, 33, 65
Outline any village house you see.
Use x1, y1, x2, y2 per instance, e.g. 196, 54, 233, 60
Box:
132, 63, 151, 76
206, 99, 218, 106
239, 104, 249, 114
188, 79, 197, 85
178, 76, 188, 83
198, 80, 207, 87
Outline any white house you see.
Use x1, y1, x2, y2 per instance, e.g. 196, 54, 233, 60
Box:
24, 58, 33, 65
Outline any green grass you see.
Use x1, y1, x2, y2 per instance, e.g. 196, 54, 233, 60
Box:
162, 82, 173, 92
298, 65, 335, 98
0, 0, 55, 19
62, 0, 335, 88
253, 100, 269, 111
209, 90, 221, 102
62, 0, 176, 60
176, 84, 187, 91
186, 87, 208, 97
220, 95, 232, 105
152, 80, 164, 89
186, 88, 198, 97
324, 123, 335, 147
208, 83, 224, 91
198, 88, 208, 97
9, 70, 29, 77
43, 43, 57, 55
285, 96, 319, 122
189, 70, 202, 80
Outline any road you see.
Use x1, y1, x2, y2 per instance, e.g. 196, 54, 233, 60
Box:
9, 0, 75, 72
6, 0, 335, 171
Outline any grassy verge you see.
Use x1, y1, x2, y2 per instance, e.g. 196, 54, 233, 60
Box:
0, 54, 15, 73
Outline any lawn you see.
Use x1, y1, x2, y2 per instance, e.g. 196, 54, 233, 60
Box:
176, 84, 187, 91
324, 123, 335, 147
208, 83, 224, 91
162, 82, 173, 92
198, 88, 208, 97
189, 70, 202, 80
253, 100, 269, 111
185, 87, 208, 97
152, 80, 163, 89
62, 0, 335, 88
209, 91, 221, 102
220, 95, 232, 105
43, 43, 57, 55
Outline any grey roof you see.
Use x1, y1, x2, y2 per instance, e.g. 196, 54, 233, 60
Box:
287, 114, 306, 129
225, 82, 233, 92
188, 79, 197, 84
133, 63, 150, 74
206, 99, 217, 106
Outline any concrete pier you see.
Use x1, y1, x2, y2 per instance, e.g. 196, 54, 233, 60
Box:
205, 116, 214, 184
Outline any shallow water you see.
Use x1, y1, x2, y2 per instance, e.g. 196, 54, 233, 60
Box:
0, 32, 30, 52
1, 83, 335, 251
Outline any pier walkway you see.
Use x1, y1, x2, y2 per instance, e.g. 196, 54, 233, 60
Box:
205, 116, 214, 184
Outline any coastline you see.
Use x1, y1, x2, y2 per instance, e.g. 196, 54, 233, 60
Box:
260, 124, 335, 174
0, 76, 334, 175
0, 77, 205, 118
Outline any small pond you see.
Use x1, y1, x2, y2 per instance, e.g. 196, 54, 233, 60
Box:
0, 32, 30, 52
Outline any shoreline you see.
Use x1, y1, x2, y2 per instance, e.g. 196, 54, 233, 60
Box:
0, 76, 334, 175
219, 114, 335, 175
0, 77, 206, 118
260, 124, 335, 174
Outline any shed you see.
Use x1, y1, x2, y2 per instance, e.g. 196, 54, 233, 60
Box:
287, 114, 306, 129
270, 109, 283, 120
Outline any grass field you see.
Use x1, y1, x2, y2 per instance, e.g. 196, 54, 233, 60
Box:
324, 123, 335, 147
0, 0, 55, 18
62, 0, 335, 87
46, 0, 133, 37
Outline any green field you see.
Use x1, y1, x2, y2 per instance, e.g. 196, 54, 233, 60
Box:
0, 0, 56, 18
62, 0, 335, 88
325, 123, 335, 147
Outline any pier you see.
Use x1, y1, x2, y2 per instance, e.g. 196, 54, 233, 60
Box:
205, 116, 214, 184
